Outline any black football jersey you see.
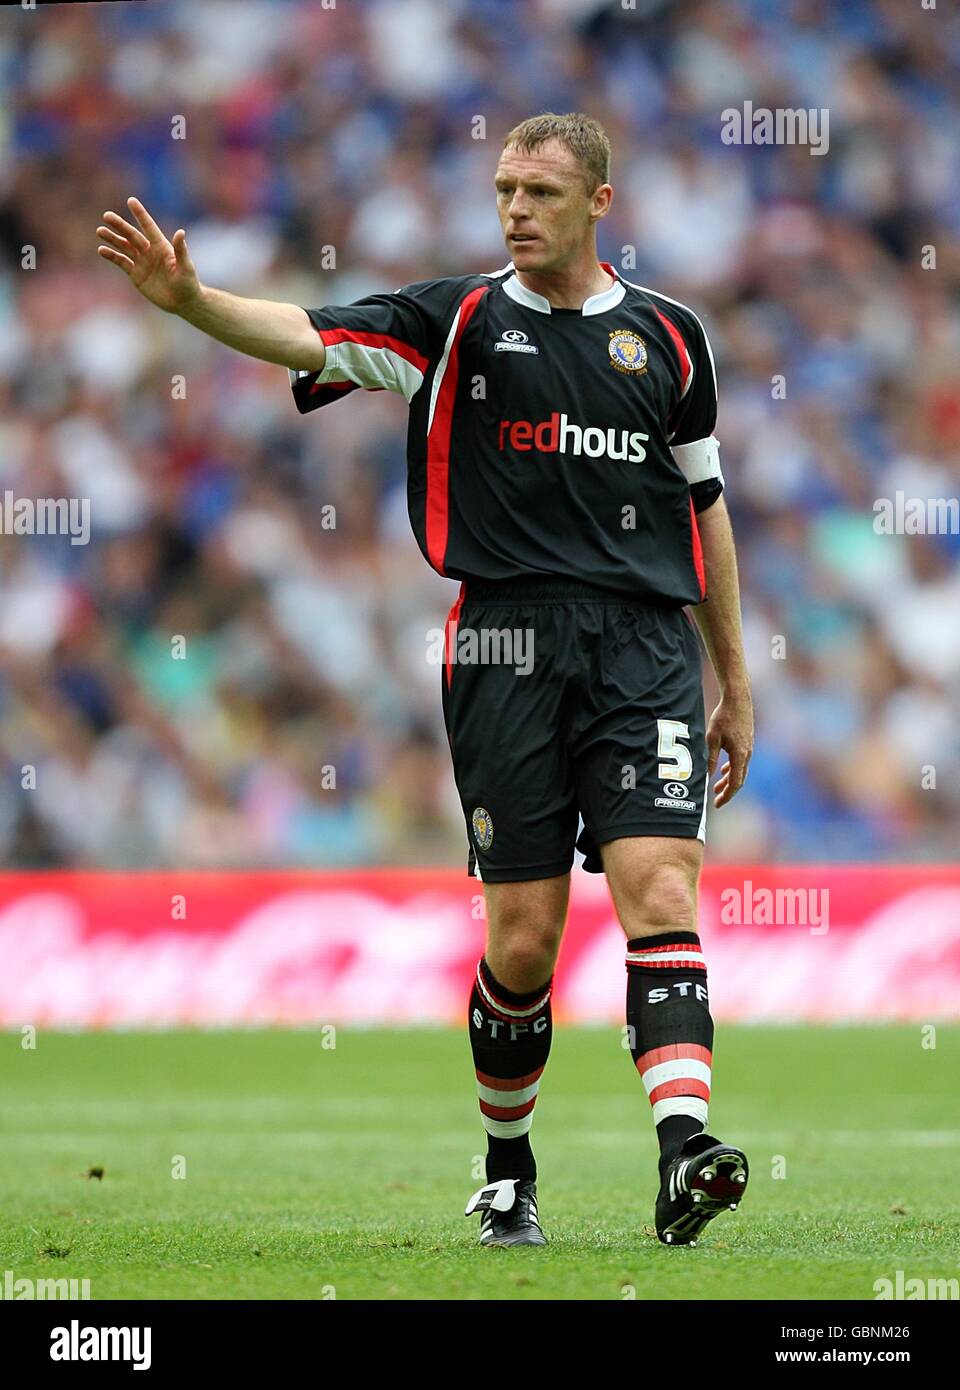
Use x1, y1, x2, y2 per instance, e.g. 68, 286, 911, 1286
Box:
290, 261, 724, 604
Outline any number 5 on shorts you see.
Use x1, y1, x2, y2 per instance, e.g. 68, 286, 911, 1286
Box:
657, 719, 693, 781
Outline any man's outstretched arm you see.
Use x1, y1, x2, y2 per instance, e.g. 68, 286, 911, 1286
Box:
96, 196, 325, 372
691, 493, 754, 807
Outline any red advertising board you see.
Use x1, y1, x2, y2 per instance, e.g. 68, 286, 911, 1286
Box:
0, 867, 957, 1026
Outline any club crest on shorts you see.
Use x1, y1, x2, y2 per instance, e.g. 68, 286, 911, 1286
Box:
608, 330, 648, 375
471, 806, 494, 850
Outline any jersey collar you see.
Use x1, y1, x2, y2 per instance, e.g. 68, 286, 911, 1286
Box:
500, 261, 625, 316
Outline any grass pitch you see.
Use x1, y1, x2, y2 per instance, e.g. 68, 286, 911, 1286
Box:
1, 1025, 957, 1300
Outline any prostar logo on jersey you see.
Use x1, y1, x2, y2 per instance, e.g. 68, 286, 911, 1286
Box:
495, 329, 539, 355
498, 412, 649, 463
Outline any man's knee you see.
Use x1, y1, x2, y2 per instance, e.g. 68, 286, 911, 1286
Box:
629, 863, 698, 930
484, 878, 568, 991
491, 935, 557, 993
602, 841, 701, 936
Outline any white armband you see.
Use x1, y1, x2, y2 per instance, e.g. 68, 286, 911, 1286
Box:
671, 435, 723, 485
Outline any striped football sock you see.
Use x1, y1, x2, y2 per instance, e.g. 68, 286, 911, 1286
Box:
625, 930, 714, 1174
469, 956, 552, 1183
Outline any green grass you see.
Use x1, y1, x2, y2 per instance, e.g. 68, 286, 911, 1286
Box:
1, 1026, 957, 1300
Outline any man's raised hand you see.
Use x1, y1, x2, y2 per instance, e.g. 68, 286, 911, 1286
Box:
96, 197, 201, 314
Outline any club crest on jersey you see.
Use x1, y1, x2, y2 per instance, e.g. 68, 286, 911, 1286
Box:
472, 806, 494, 850
608, 330, 648, 375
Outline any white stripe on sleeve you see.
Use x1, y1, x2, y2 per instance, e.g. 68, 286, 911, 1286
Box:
316, 341, 425, 402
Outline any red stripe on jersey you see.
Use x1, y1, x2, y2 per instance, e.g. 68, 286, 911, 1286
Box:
478, 1096, 538, 1122
654, 308, 692, 395
426, 286, 489, 574
636, 1043, 713, 1073
317, 328, 429, 373
475, 1066, 545, 1092
444, 582, 466, 689
648, 1078, 711, 1105
689, 494, 706, 599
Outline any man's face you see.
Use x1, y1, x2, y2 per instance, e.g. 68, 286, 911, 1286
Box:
495, 139, 611, 273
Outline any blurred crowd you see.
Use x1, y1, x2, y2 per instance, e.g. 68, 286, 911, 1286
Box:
1, 0, 959, 868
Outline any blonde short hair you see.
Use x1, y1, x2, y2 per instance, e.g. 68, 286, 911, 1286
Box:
503, 112, 611, 192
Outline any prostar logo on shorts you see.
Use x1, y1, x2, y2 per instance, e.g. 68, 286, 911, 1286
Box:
498, 412, 649, 463
655, 782, 697, 811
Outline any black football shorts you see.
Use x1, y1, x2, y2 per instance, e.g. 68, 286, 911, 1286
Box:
441, 577, 708, 882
